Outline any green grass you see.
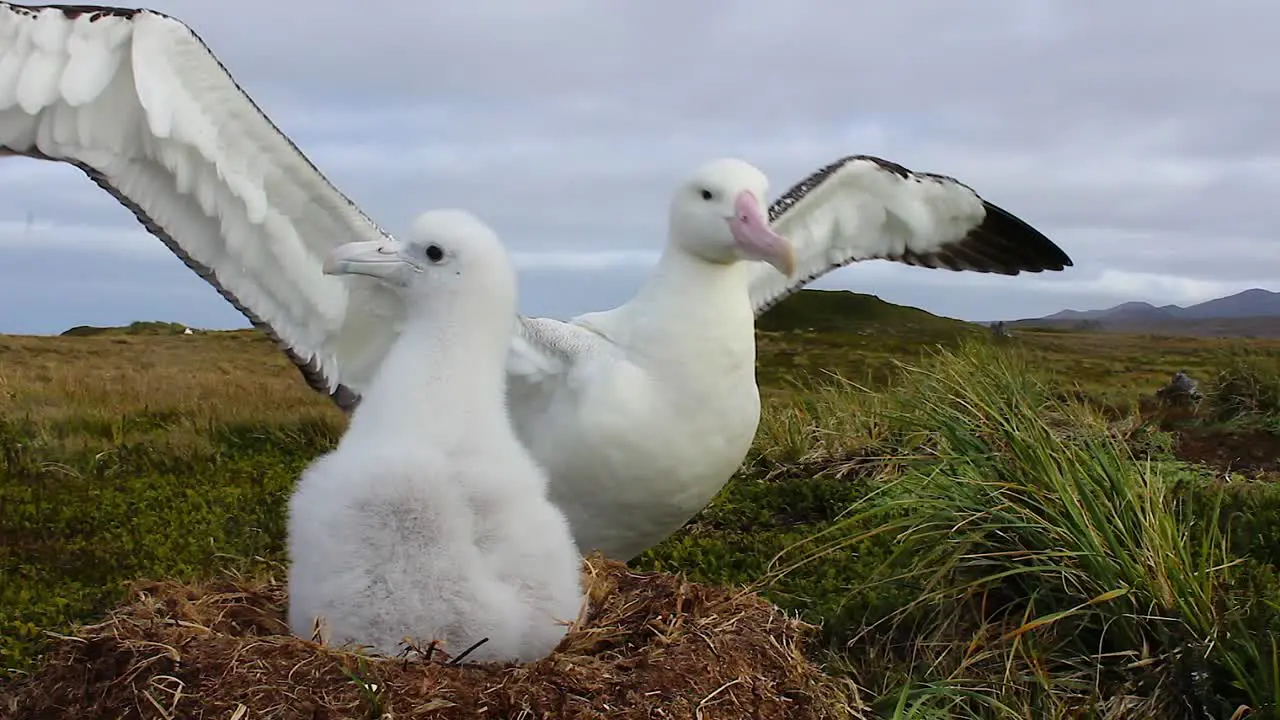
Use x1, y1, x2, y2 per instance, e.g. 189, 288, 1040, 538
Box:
3, 290, 1280, 717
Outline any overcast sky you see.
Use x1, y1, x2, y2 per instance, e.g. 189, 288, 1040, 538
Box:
1, 0, 1277, 334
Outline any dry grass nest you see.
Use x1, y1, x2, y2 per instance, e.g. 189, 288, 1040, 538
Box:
2, 554, 867, 719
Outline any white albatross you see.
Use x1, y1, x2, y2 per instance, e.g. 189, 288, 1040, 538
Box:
0, 3, 1074, 561
287, 209, 582, 663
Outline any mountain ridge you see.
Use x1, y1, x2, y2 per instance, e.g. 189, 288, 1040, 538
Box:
1030, 288, 1280, 323
1007, 288, 1280, 338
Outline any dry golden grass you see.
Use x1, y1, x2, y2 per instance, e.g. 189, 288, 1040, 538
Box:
3, 323, 1277, 435
0, 331, 343, 459
0, 331, 336, 422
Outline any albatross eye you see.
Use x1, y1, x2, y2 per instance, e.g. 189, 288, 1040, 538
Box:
425, 244, 445, 263
699, 189, 714, 201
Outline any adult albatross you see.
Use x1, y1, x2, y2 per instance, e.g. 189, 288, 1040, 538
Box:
0, 3, 1073, 560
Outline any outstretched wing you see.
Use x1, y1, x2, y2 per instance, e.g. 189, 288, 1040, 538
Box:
0, 3, 403, 407
750, 155, 1073, 315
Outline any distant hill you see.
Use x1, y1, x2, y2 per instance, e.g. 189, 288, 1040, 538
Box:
60, 321, 196, 337
1009, 288, 1280, 338
757, 289, 976, 336
1178, 288, 1280, 319
1041, 301, 1178, 323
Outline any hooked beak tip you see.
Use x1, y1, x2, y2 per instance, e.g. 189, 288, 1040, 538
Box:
775, 247, 797, 278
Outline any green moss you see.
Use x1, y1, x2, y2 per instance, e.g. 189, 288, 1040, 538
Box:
0, 417, 334, 675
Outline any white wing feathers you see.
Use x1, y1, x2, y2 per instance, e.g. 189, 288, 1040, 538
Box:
502, 315, 622, 426
749, 155, 1072, 315
508, 317, 574, 387
507, 316, 615, 388
0, 4, 397, 402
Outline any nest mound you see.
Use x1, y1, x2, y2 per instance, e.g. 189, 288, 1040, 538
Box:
2, 555, 865, 719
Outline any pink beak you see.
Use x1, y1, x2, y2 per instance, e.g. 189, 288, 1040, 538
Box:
728, 191, 795, 277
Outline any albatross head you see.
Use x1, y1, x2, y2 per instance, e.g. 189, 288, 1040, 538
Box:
668, 158, 795, 277
321, 209, 516, 314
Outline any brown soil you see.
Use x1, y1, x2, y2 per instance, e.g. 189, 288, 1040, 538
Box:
1130, 392, 1279, 475
1173, 427, 1280, 474
0, 556, 866, 720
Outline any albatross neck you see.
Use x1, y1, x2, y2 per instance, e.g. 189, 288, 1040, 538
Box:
583, 241, 759, 379
342, 297, 516, 444
625, 244, 754, 326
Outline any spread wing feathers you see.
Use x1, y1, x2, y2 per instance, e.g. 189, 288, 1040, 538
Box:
0, 3, 399, 403
507, 315, 613, 389
503, 315, 619, 425
750, 155, 1074, 315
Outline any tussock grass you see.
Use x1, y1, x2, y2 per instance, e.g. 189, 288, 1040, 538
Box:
749, 343, 1280, 717
1205, 347, 1280, 426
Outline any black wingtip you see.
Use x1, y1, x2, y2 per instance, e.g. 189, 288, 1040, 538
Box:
969, 200, 1074, 274
775, 154, 1074, 276
5, 4, 146, 22
904, 201, 1072, 277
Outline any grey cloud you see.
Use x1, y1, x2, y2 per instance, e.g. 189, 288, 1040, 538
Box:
0, 245, 248, 334
0, 0, 1277, 334
517, 266, 651, 320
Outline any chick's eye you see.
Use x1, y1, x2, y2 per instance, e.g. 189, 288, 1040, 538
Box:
425, 244, 444, 262
699, 189, 714, 201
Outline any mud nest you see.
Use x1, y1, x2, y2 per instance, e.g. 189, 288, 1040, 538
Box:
1, 555, 866, 719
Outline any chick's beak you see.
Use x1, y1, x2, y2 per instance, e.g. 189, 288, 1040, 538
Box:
323, 240, 409, 278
